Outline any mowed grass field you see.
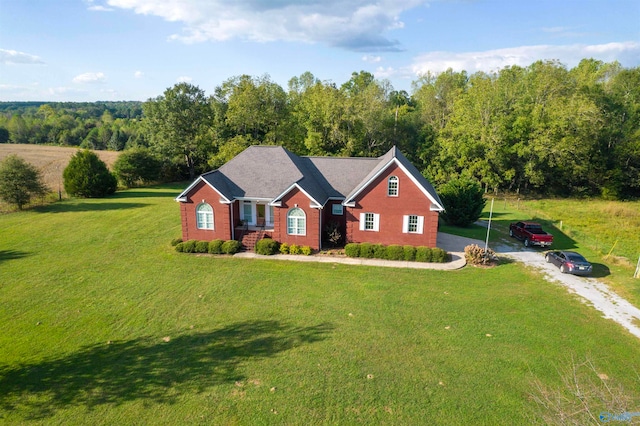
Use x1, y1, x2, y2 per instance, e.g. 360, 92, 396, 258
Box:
1, 184, 639, 425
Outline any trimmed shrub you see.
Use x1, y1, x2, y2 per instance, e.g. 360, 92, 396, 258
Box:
289, 244, 300, 255
301, 246, 312, 256
438, 177, 486, 227
182, 240, 197, 253
195, 240, 209, 253
359, 243, 374, 259
208, 239, 224, 254
415, 246, 433, 262
170, 238, 183, 247
63, 149, 117, 198
279, 242, 290, 254
344, 243, 360, 257
255, 238, 279, 255
174, 242, 185, 252
386, 244, 404, 261
222, 240, 241, 255
373, 244, 386, 259
403, 245, 416, 261
432, 248, 448, 263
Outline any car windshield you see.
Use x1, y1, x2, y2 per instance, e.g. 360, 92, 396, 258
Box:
566, 253, 587, 262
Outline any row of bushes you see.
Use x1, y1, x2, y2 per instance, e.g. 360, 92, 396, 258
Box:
255, 238, 313, 256
173, 238, 241, 255
344, 243, 448, 263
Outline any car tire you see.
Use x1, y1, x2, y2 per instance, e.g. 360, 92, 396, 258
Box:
560, 265, 567, 274
524, 238, 530, 247
509, 229, 514, 237
545, 254, 551, 263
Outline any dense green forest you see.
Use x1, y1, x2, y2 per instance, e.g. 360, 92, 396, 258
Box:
1, 59, 639, 199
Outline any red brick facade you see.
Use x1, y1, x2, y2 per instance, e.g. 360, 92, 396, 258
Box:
272, 187, 321, 250
179, 180, 233, 242
345, 163, 439, 247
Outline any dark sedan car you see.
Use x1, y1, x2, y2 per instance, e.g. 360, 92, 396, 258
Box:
545, 250, 593, 275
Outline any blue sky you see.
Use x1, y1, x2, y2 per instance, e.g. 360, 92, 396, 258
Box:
1, 0, 639, 102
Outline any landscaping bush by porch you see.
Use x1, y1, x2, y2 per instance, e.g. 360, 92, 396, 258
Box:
255, 238, 279, 255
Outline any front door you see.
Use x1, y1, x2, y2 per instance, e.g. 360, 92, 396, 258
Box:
256, 204, 266, 226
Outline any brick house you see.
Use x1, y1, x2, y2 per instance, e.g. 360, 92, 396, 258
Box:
175, 145, 445, 250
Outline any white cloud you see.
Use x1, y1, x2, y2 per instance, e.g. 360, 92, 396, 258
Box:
373, 66, 396, 79
410, 42, 640, 76
362, 55, 382, 63
0, 49, 45, 65
47, 87, 88, 96
104, 0, 425, 51
73, 72, 107, 84
177, 76, 192, 83
84, 0, 114, 11
0, 84, 26, 93
89, 5, 114, 11
134, 70, 144, 78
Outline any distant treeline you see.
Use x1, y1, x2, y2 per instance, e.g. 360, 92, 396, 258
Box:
0, 101, 144, 151
1, 59, 638, 199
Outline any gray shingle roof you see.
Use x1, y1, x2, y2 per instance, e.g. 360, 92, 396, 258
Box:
176, 145, 444, 211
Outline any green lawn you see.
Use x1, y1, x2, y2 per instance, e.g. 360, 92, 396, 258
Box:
1, 186, 639, 425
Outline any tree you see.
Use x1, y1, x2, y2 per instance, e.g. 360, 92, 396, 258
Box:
143, 83, 212, 180
113, 147, 162, 187
438, 177, 486, 227
0, 127, 9, 143
63, 150, 117, 197
0, 155, 48, 209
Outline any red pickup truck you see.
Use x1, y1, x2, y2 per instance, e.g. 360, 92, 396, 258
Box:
509, 221, 553, 247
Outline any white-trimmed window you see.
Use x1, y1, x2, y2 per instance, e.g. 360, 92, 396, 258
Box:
359, 212, 380, 231
332, 204, 344, 215
196, 203, 214, 229
388, 176, 399, 196
242, 201, 252, 224
268, 205, 275, 225
403, 215, 424, 234
287, 207, 306, 235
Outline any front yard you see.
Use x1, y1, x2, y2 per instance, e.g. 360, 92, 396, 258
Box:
1, 185, 638, 424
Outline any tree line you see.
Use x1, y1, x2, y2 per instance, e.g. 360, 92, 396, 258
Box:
0, 101, 144, 150
2, 59, 639, 199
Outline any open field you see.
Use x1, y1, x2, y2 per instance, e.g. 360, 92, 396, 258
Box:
1, 184, 639, 424
0, 144, 120, 198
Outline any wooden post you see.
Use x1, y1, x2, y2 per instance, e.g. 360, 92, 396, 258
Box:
634, 256, 640, 279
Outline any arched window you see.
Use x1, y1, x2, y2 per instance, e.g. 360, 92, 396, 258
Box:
196, 203, 214, 229
287, 207, 306, 235
388, 175, 399, 196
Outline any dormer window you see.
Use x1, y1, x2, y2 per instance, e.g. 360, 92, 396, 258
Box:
387, 176, 399, 196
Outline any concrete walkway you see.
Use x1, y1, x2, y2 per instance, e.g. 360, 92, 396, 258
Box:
233, 232, 470, 270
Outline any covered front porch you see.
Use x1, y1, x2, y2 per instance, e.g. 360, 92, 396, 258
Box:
234, 199, 276, 249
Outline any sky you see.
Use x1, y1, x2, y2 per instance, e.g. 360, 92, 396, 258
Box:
0, 0, 639, 102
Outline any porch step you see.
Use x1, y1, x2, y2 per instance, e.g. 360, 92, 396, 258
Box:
239, 230, 262, 250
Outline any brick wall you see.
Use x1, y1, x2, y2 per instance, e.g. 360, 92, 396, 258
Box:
273, 187, 321, 250
345, 163, 439, 247
179, 180, 232, 241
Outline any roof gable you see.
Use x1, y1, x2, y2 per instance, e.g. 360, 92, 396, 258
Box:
343, 147, 444, 211
176, 145, 443, 211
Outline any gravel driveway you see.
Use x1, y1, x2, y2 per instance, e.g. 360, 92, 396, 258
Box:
491, 238, 640, 340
